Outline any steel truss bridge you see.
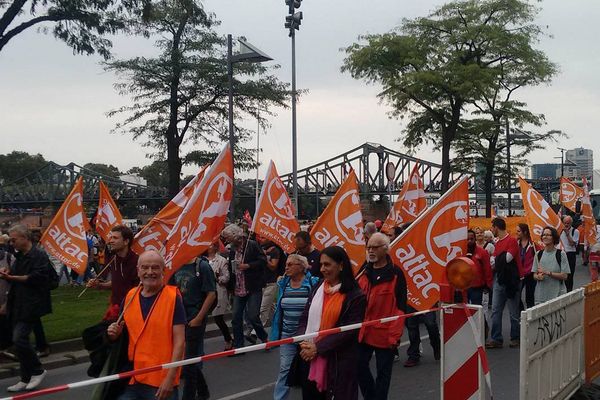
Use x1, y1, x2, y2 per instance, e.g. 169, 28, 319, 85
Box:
0, 143, 557, 208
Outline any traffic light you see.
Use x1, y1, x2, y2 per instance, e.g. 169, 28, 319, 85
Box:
285, 11, 303, 35
285, 0, 301, 14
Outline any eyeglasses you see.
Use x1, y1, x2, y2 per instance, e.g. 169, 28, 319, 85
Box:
367, 244, 386, 251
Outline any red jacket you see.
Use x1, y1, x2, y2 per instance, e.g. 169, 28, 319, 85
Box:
470, 245, 493, 288
493, 234, 525, 278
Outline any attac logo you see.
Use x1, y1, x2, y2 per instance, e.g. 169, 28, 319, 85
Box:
519, 177, 563, 246
311, 169, 365, 274
132, 166, 207, 255
390, 177, 469, 311
252, 161, 299, 253
560, 177, 584, 212
40, 177, 89, 275
163, 145, 233, 280
96, 181, 123, 242
381, 164, 426, 233
581, 177, 597, 246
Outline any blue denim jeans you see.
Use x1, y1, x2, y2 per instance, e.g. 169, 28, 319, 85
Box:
232, 290, 268, 348
273, 343, 297, 400
118, 383, 179, 400
490, 278, 521, 343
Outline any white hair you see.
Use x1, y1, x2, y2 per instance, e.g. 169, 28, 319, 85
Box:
484, 230, 494, 241
287, 254, 309, 270
221, 224, 245, 242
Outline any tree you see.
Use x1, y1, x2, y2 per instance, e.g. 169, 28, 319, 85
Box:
342, 0, 553, 193
83, 163, 121, 178
138, 161, 169, 188
0, 151, 47, 183
0, 0, 141, 57
106, 0, 289, 197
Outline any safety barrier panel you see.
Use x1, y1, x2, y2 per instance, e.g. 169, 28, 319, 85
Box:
519, 288, 585, 400
584, 281, 600, 383
441, 304, 488, 400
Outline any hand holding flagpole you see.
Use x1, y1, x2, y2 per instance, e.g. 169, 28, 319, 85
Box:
77, 255, 117, 298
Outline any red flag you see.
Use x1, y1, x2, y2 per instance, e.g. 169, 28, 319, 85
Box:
519, 177, 563, 247
163, 144, 233, 280
581, 177, 597, 247
310, 169, 365, 275
560, 177, 584, 212
251, 161, 300, 253
40, 177, 89, 275
381, 164, 426, 233
390, 177, 469, 311
132, 166, 207, 254
243, 210, 253, 227
96, 181, 124, 242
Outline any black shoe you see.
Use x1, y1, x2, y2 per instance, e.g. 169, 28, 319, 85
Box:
244, 334, 257, 345
433, 347, 441, 361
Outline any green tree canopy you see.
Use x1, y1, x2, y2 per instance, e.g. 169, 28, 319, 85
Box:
106, 0, 289, 197
83, 163, 121, 178
0, 151, 47, 183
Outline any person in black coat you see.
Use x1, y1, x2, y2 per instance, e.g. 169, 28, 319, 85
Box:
1, 225, 51, 392
295, 246, 366, 400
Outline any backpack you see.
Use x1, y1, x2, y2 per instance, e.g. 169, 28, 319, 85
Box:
536, 249, 562, 267
195, 257, 217, 313
47, 261, 60, 290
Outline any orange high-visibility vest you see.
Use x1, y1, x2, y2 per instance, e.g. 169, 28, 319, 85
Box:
123, 285, 181, 387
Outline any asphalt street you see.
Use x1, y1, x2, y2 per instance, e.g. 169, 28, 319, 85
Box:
0, 257, 593, 400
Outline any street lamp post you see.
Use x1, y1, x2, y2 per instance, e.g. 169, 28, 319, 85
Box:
506, 117, 512, 216
558, 147, 567, 177
284, 0, 303, 216
227, 36, 272, 219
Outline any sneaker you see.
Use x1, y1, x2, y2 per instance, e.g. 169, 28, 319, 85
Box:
36, 347, 51, 358
403, 358, 420, 368
509, 340, 520, 348
7, 381, 28, 392
485, 340, 503, 349
25, 370, 47, 390
244, 334, 257, 345
393, 354, 401, 363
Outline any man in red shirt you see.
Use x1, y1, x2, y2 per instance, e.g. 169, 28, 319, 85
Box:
486, 218, 522, 349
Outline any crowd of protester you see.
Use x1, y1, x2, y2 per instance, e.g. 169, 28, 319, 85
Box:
0, 211, 599, 400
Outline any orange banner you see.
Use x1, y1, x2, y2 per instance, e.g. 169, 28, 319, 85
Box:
96, 181, 124, 242
132, 166, 207, 255
163, 144, 233, 280
390, 177, 469, 311
560, 177, 584, 212
40, 177, 89, 275
310, 169, 365, 274
519, 176, 563, 247
381, 164, 426, 233
581, 178, 597, 247
251, 161, 299, 253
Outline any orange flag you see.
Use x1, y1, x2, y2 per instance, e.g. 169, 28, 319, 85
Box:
381, 164, 426, 233
519, 176, 564, 247
40, 177, 89, 275
163, 144, 233, 280
251, 161, 300, 253
96, 181, 124, 242
581, 177, 597, 247
389, 177, 469, 311
132, 166, 207, 255
310, 169, 365, 274
560, 177, 584, 212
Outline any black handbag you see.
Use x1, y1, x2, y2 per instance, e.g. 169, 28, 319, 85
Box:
286, 346, 310, 387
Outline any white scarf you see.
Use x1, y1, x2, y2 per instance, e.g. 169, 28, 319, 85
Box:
306, 282, 341, 335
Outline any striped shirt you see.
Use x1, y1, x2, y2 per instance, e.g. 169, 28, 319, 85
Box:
280, 284, 311, 338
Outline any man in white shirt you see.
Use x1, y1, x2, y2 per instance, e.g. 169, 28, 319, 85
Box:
559, 216, 579, 292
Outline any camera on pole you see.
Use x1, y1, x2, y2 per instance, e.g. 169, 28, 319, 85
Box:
284, 12, 303, 36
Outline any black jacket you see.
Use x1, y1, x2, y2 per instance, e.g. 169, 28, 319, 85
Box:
229, 239, 267, 293
8, 246, 51, 322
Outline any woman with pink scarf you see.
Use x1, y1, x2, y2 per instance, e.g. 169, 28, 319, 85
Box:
295, 246, 366, 400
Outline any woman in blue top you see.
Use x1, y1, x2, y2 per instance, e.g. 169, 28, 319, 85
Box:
271, 254, 319, 400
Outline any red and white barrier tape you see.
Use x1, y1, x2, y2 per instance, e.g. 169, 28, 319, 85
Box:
1, 306, 449, 400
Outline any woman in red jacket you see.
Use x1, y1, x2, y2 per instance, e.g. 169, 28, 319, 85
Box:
466, 230, 493, 305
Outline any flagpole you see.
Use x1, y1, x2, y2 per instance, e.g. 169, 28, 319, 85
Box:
256, 106, 260, 208
77, 255, 117, 298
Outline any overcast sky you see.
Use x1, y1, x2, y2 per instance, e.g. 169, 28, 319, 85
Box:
1, 0, 599, 180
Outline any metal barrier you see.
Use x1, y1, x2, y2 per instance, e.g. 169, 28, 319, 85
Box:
441, 304, 487, 400
519, 288, 585, 400
584, 281, 600, 383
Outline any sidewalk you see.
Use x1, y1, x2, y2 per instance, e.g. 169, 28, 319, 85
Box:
0, 313, 232, 380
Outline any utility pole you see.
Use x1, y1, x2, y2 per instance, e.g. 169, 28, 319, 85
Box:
506, 117, 512, 216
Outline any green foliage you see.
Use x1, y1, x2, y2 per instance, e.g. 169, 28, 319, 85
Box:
82, 163, 121, 178
0, 0, 142, 57
137, 160, 170, 188
0, 151, 47, 184
106, 0, 289, 196
342, 0, 557, 193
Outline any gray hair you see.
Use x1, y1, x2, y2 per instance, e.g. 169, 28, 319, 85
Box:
483, 230, 494, 241
364, 222, 377, 235
287, 253, 309, 270
368, 232, 390, 249
8, 224, 31, 241
221, 224, 245, 242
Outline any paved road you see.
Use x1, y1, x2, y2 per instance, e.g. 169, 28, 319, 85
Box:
0, 258, 593, 400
